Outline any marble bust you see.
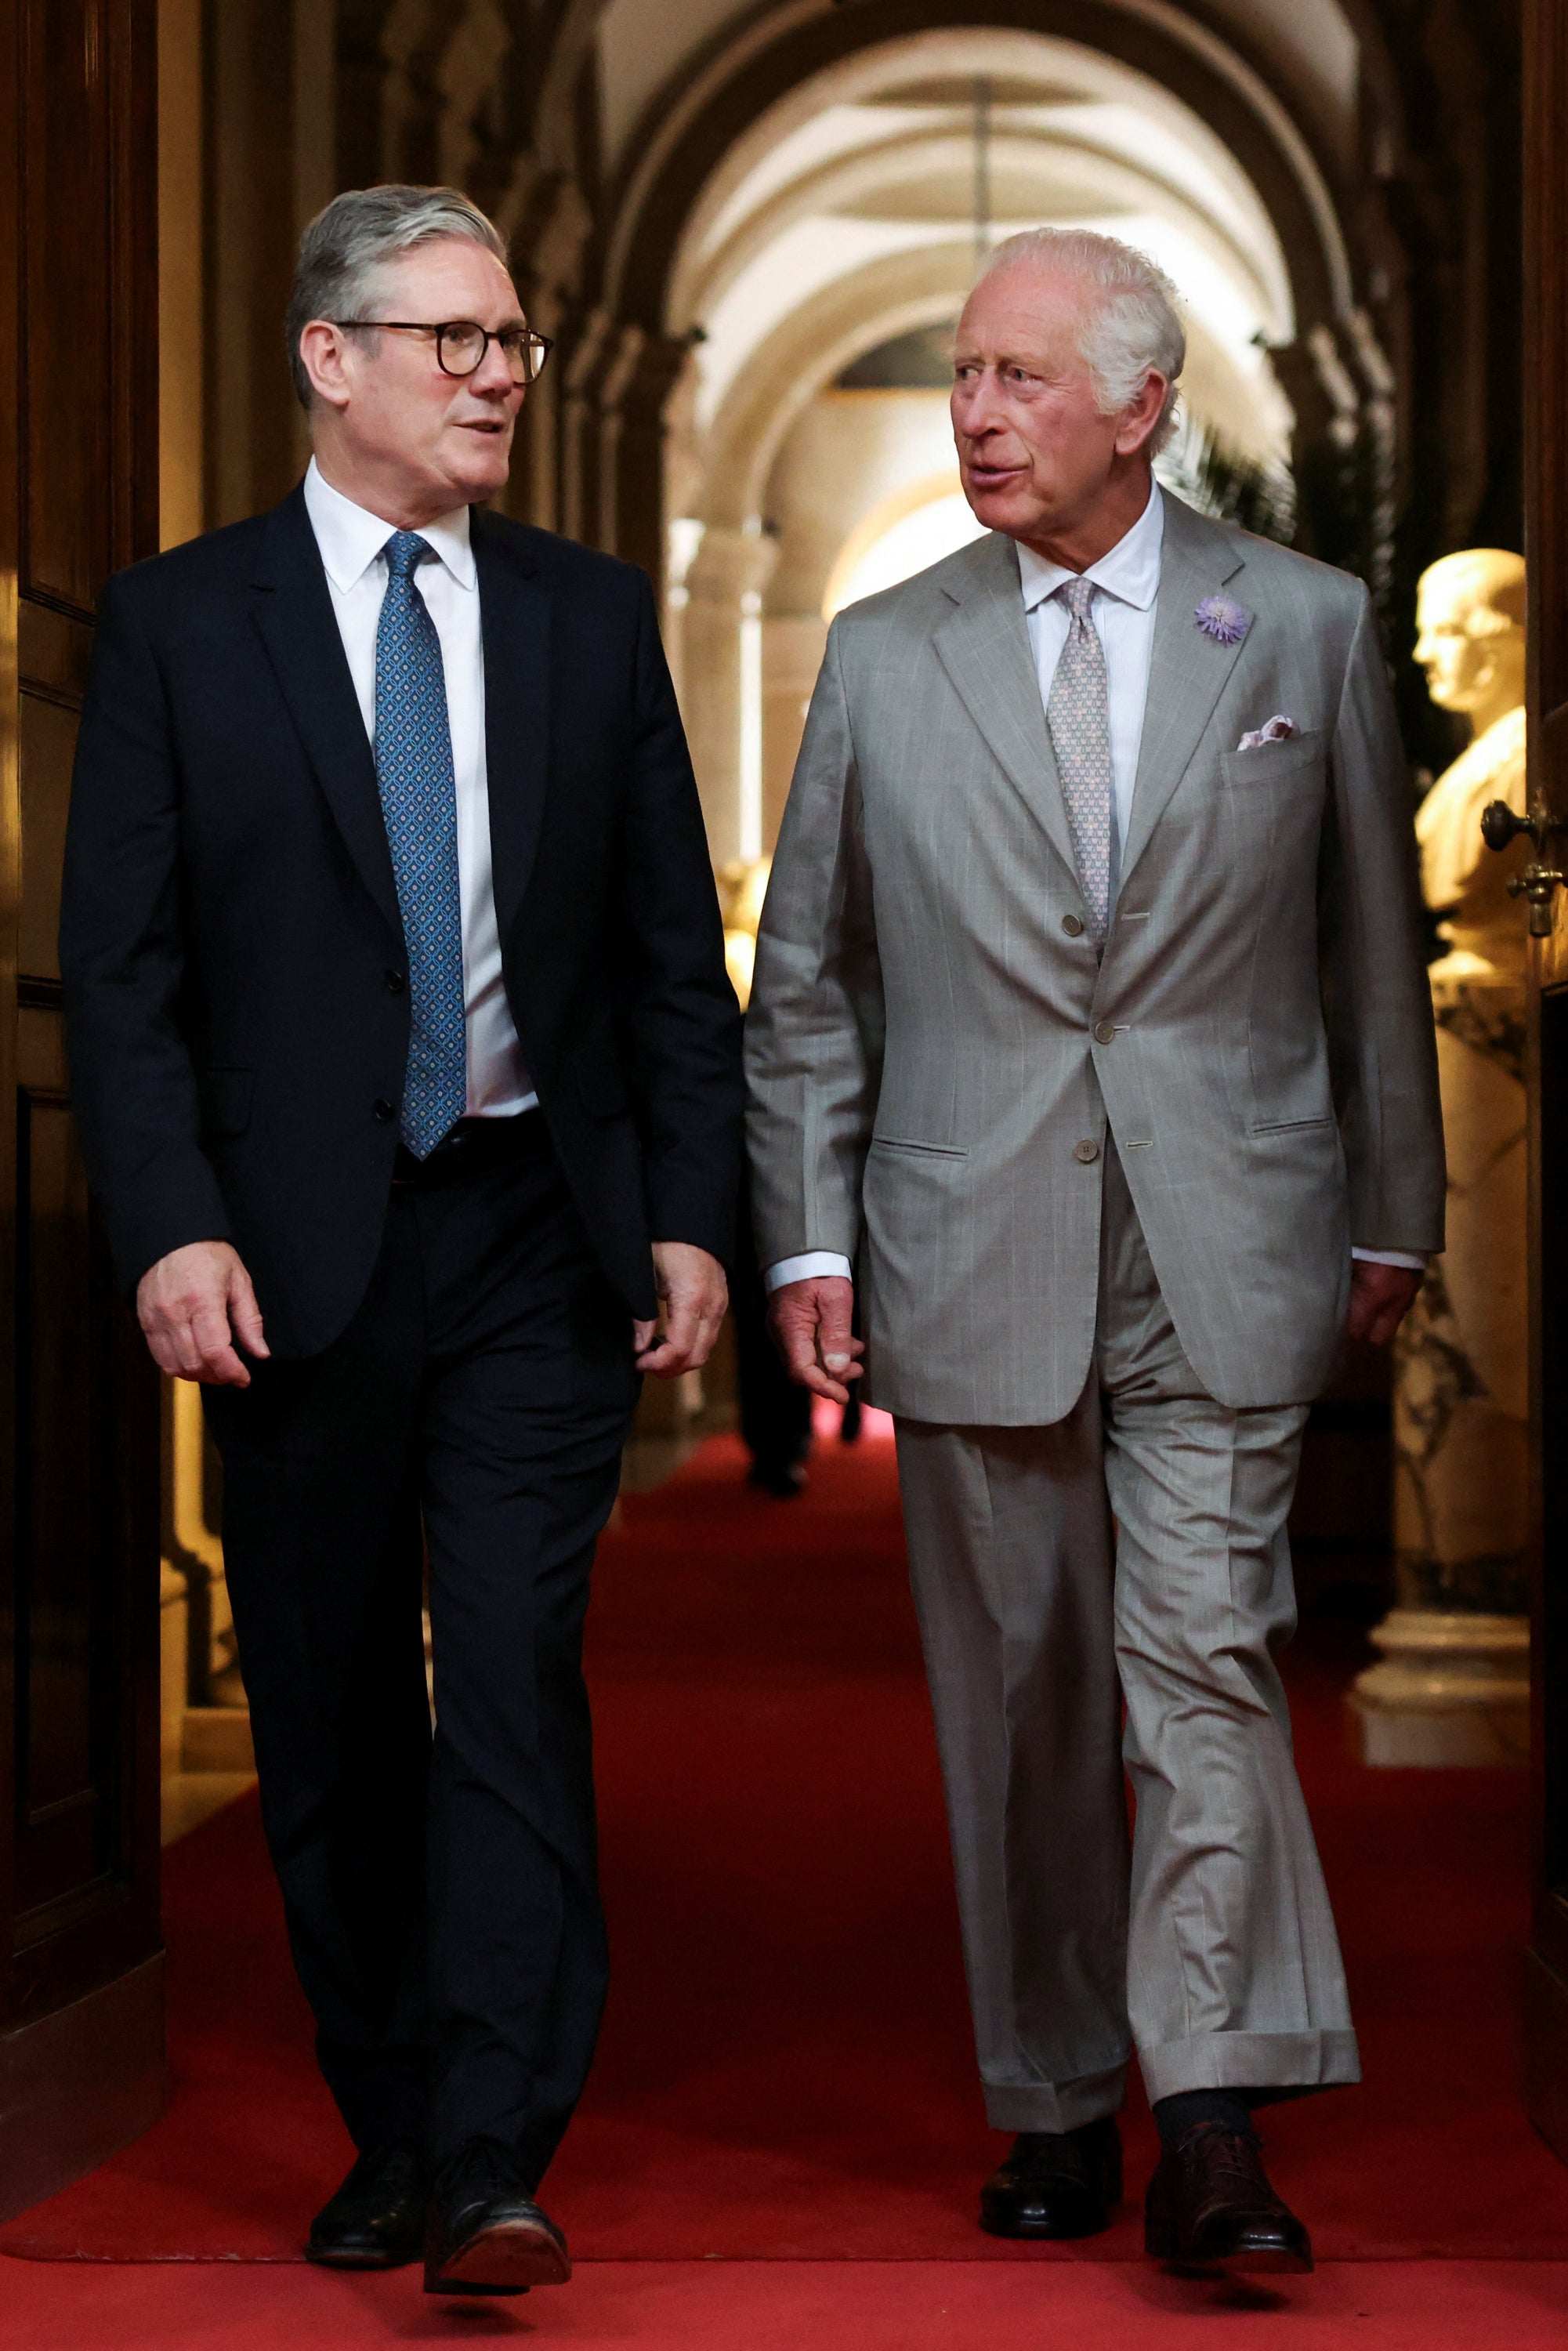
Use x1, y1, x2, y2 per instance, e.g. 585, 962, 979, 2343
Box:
1413, 548, 1527, 982
1356, 546, 1531, 1765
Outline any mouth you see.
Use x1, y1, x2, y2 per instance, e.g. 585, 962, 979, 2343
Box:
457, 418, 509, 437
965, 461, 1027, 491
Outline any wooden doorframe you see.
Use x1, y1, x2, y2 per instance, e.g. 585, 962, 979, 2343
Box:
0, 0, 165, 2220
1521, 0, 1568, 2163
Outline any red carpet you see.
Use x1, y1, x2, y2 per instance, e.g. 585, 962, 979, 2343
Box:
3, 1418, 1566, 2270
5, 2258, 1568, 2349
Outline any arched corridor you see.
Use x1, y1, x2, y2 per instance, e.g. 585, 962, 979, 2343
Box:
5, 6, 1566, 2346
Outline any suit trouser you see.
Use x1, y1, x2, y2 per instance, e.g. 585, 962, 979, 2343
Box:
893, 1143, 1360, 2134
205, 1114, 639, 2181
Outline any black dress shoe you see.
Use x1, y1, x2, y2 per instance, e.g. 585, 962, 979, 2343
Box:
980, 2115, 1122, 2239
1144, 2123, 1313, 2273
424, 2137, 572, 2297
748, 1458, 807, 1498
306, 2142, 425, 2268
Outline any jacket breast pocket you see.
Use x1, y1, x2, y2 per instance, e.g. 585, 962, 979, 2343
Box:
1219, 727, 1324, 791
197, 1067, 252, 1138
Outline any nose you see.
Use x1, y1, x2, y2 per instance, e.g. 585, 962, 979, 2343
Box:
472, 335, 520, 397
954, 367, 1004, 442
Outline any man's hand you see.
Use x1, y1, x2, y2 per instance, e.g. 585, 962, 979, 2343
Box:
136, 1240, 270, 1387
1346, 1259, 1424, 1348
634, 1242, 729, 1378
768, 1274, 864, 1405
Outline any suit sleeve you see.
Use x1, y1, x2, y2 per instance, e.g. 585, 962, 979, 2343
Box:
614, 571, 745, 1266
1320, 584, 1447, 1254
59, 574, 234, 1295
744, 619, 885, 1274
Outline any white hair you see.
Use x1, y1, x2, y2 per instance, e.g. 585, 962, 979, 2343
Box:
977, 227, 1186, 451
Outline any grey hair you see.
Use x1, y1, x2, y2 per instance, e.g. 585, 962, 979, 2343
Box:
977, 227, 1186, 451
286, 183, 511, 408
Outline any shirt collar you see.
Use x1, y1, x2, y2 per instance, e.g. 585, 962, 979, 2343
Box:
1016, 477, 1164, 616
303, 456, 476, 593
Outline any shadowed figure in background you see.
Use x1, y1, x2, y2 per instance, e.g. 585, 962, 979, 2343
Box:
60, 184, 741, 2299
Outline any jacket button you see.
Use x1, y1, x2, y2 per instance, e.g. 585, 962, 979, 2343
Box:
1062, 913, 1085, 937
1094, 1020, 1117, 1045
384, 969, 405, 994
1074, 1138, 1101, 1164
372, 1098, 397, 1123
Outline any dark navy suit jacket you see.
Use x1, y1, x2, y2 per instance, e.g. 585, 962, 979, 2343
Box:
60, 484, 744, 1356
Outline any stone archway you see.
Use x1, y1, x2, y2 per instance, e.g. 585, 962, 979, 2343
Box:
641, 14, 1331, 856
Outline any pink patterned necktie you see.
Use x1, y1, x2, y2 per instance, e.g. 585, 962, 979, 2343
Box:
1046, 576, 1114, 934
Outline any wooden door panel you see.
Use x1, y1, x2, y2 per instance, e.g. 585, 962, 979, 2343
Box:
18, 0, 113, 614
0, 0, 162, 2219
17, 691, 78, 978
15, 1069, 110, 1921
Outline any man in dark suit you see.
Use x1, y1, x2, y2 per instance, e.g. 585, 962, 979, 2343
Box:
60, 184, 742, 2298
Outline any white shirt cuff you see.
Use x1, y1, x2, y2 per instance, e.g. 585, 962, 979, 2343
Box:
764, 1252, 853, 1293
1352, 1248, 1428, 1271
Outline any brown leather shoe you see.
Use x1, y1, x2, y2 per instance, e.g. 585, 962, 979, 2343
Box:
1144, 2124, 1313, 2273
424, 2138, 572, 2297
980, 2115, 1122, 2239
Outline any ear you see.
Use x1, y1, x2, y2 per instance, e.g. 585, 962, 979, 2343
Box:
298, 320, 355, 415
1114, 369, 1170, 458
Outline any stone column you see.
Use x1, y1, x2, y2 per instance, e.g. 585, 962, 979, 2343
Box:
680, 522, 778, 865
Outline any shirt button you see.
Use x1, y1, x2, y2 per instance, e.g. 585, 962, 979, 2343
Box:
1093, 1020, 1117, 1045
384, 969, 405, 994
1074, 1139, 1100, 1164
1062, 914, 1085, 938
372, 1098, 397, 1123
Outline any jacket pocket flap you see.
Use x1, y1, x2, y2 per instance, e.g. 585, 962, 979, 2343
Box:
869, 1134, 967, 1158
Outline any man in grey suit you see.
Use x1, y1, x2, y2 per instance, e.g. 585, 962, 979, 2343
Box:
744, 228, 1443, 2273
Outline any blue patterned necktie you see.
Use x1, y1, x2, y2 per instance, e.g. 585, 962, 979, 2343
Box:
374, 531, 467, 1158
1047, 577, 1117, 936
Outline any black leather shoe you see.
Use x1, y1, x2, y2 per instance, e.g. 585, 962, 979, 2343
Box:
424, 2137, 572, 2297
1144, 2124, 1313, 2273
306, 2143, 425, 2268
748, 1459, 807, 1498
980, 2115, 1122, 2239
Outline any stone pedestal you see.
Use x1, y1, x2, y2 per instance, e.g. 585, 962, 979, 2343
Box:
1347, 1608, 1529, 1765
1352, 968, 1530, 1764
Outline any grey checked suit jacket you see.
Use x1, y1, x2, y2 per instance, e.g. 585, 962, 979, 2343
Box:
744, 491, 1446, 1425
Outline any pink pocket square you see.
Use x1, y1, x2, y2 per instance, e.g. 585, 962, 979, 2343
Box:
1237, 715, 1300, 752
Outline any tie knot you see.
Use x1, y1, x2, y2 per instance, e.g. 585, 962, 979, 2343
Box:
382, 530, 433, 581
1059, 576, 1096, 621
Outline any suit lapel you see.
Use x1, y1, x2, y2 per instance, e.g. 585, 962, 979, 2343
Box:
1117, 494, 1251, 893
472, 511, 551, 944
932, 533, 1078, 881
248, 486, 403, 942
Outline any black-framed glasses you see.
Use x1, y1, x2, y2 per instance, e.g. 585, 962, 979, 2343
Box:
332, 317, 554, 385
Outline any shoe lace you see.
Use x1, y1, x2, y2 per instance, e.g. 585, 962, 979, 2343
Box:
1179, 2125, 1275, 2203
440, 2134, 523, 2209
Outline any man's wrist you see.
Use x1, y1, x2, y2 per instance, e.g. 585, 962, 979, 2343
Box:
764, 1252, 853, 1293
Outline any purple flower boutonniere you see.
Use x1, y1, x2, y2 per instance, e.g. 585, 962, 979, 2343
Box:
1194, 594, 1249, 647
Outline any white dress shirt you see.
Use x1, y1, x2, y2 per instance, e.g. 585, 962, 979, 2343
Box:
302, 458, 535, 1118
764, 481, 1420, 1289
